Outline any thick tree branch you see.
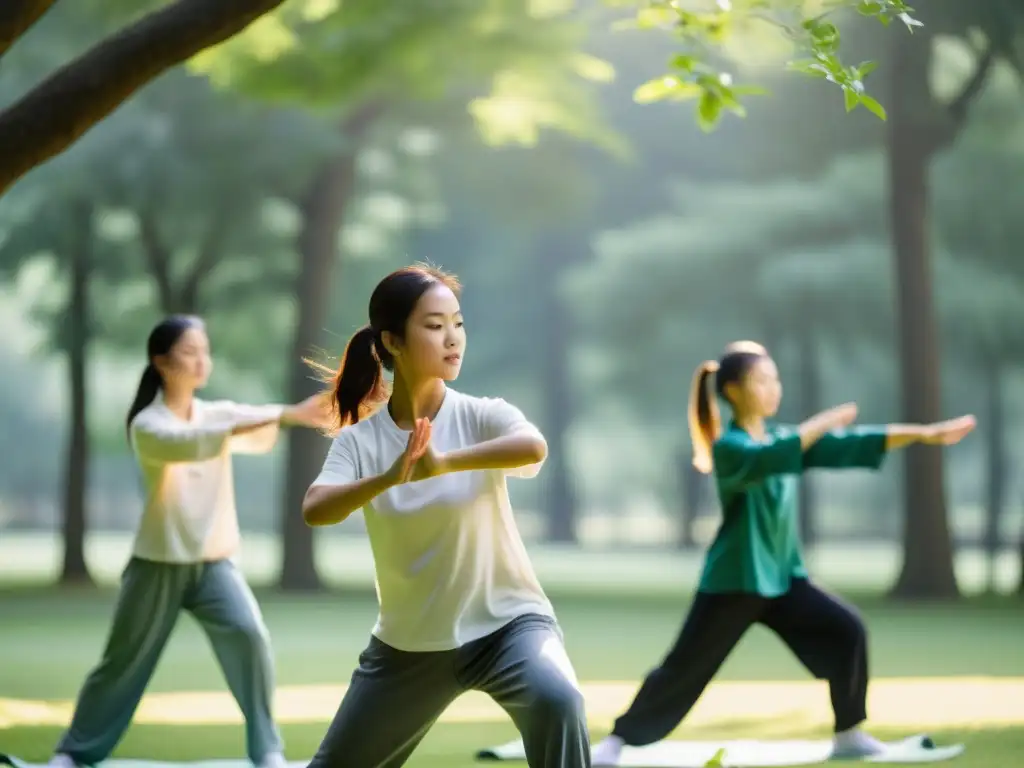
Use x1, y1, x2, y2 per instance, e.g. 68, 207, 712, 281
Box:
0, 0, 58, 60
137, 208, 175, 313
0, 0, 58, 61
0, 0, 286, 195
180, 204, 233, 313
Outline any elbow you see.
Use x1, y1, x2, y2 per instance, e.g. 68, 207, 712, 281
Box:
301, 488, 329, 527
528, 433, 548, 465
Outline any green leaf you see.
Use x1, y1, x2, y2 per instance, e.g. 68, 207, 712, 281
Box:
859, 94, 887, 120
668, 82, 704, 101
697, 89, 722, 132
856, 60, 878, 78
719, 87, 747, 118
787, 58, 830, 78
856, 1, 884, 16
670, 54, 698, 73
844, 87, 859, 112
633, 76, 701, 104
806, 20, 840, 53
634, 75, 679, 104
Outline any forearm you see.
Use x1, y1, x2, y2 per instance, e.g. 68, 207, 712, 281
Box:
797, 422, 833, 451
232, 419, 278, 436
443, 433, 547, 474
884, 424, 930, 451
302, 473, 394, 527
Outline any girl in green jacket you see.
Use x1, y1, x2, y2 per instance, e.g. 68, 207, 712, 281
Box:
591, 341, 975, 766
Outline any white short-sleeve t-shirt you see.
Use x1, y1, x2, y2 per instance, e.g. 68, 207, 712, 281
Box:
311, 388, 555, 652
130, 396, 284, 563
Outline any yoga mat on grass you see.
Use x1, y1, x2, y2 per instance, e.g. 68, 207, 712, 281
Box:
0, 758, 311, 768
475, 734, 965, 766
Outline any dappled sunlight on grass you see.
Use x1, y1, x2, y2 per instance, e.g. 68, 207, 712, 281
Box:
4, 677, 1023, 731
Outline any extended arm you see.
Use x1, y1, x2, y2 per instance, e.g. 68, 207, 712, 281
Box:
443, 429, 547, 475
803, 427, 889, 470
303, 473, 394, 527
804, 415, 976, 470
132, 404, 281, 463
448, 398, 547, 478
714, 403, 858, 490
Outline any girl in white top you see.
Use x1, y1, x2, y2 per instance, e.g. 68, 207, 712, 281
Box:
50, 315, 330, 768
303, 264, 590, 768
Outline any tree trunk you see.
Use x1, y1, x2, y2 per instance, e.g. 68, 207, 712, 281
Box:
886, 31, 959, 600
0, 0, 287, 194
796, 310, 820, 547
540, 239, 578, 544
983, 356, 1004, 593
278, 107, 378, 591
60, 201, 94, 586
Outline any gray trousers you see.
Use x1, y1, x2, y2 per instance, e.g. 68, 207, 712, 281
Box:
309, 613, 591, 768
57, 557, 283, 765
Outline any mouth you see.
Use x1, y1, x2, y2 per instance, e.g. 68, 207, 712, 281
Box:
444, 354, 462, 365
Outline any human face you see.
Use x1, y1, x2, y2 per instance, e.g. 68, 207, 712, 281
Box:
154, 326, 212, 391
396, 284, 465, 382
731, 356, 782, 419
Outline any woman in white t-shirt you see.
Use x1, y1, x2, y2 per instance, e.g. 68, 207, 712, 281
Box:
50, 315, 330, 768
303, 264, 590, 768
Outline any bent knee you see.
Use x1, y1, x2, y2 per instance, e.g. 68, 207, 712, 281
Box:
842, 612, 868, 643
531, 678, 587, 723
224, 618, 271, 651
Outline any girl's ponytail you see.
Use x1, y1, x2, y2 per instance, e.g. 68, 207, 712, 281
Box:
688, 360, 721, 474
126, 364, 163, 438
331, 325, 388, 428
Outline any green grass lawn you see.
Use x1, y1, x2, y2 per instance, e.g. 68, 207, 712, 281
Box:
2, 587, 1024, 766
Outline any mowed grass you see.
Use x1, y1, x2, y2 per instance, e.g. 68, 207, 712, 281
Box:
2, 586, 1024, 766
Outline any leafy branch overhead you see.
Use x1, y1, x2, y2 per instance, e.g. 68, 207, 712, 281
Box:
628, 0, 922, 130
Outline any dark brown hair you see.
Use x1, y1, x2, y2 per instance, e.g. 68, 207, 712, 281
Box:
312, 263, 461, 429
688, 340, 768, 474
126, 315, 204, 438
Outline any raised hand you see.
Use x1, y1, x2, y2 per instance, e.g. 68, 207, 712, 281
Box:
805, 402, 858, 432
385, 418, 432, 486
409, 438, 449, 482
823, 402, 858, 428
283, 392, 335, 430
921, 415, 976, 446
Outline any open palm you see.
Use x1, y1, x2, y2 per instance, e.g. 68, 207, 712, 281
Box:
387, 418, 432, 485
925, 415, 976, 446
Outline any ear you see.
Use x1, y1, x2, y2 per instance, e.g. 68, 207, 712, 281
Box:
380, 330, 402, 359
151, 353, 171, 376
722, 380, 742, 406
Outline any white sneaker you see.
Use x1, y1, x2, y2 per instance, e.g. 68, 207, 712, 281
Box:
591, 735, 624, 766
48, 755, 80, 768
832, 728, 886, 759
257, 752, 289, 768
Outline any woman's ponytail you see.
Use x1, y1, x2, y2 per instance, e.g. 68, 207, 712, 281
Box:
688, 360, 721, 474
331, 325, 387, 428
126, 364, 163, 439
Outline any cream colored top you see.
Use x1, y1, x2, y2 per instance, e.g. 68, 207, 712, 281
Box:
129, 395, 283, 563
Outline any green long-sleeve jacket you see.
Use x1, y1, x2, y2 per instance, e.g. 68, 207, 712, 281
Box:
698, 422, 889, 596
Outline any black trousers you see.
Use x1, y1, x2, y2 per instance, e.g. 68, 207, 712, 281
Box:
611, 578, 869, 746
